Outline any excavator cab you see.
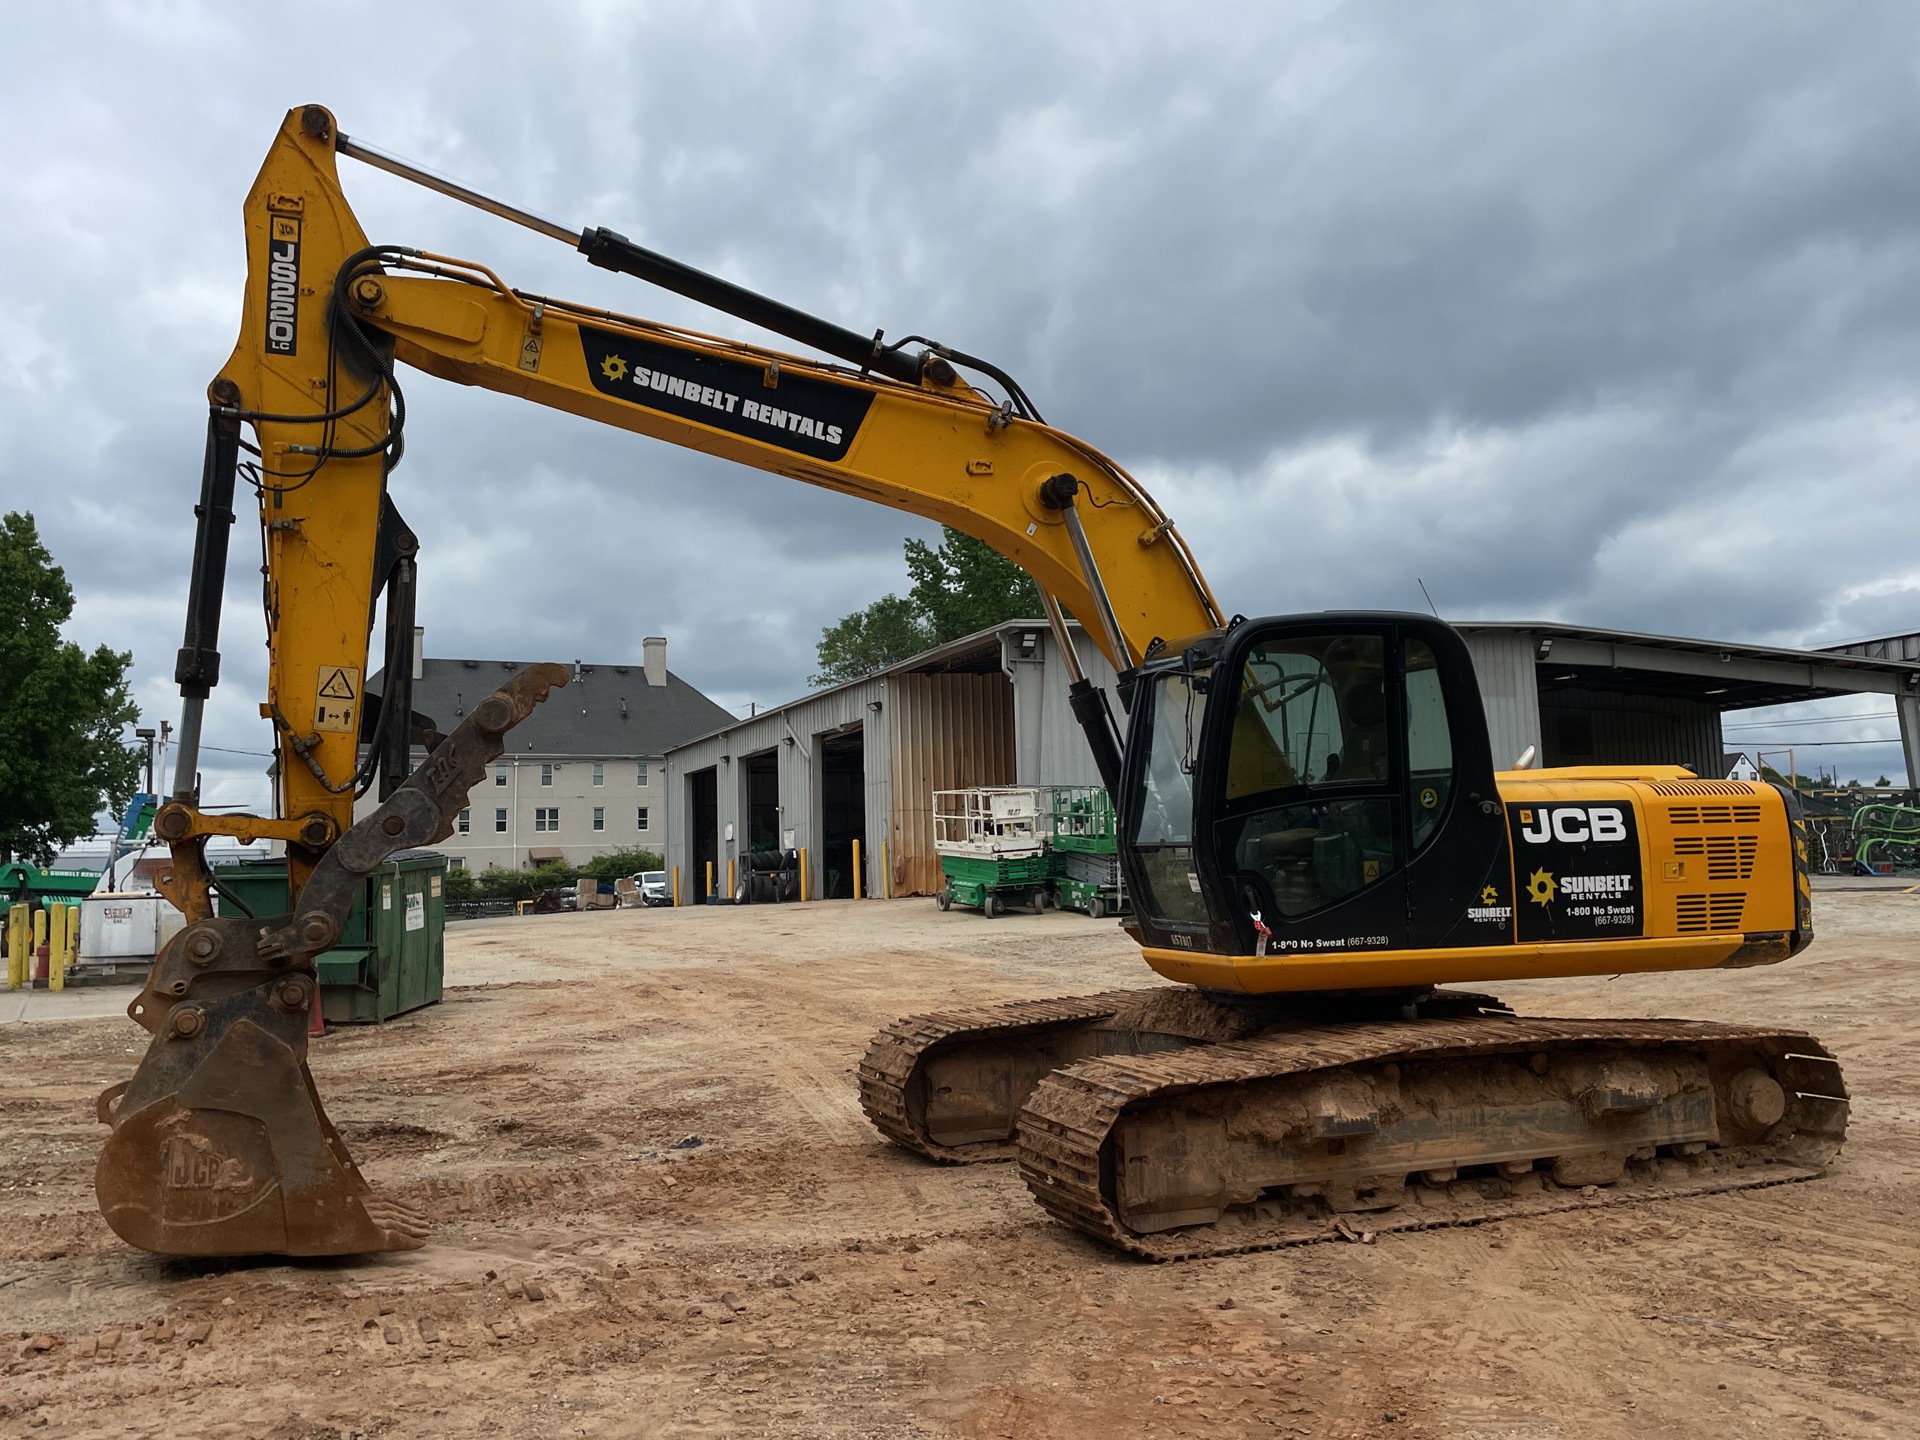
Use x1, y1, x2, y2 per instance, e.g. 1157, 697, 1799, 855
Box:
1120, 614, 1508, 964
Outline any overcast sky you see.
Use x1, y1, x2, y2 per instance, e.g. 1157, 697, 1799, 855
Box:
3, 1, 1917, 807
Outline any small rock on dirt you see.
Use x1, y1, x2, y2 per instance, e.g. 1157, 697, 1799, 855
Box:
721, 1292, 747, 1313
417, 1318, 440, 1344
523, 1281, 546, 1303
1218, 1298, 1237, 1310
183, 1323, 212, 1347
378, 1303, 396, 1316
772, 1274, 793, 1287
20, 1336, 55, 1357
98, 1330, 120, 1352
503, 1279, 524, 1299
800, 1270, 819, 1282
671, 1135, 704, 1150
382, 1326, 402, 1345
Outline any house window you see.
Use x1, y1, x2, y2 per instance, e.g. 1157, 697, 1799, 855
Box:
494, 808, 508, 833
535, 807, 560, 832
494, 766, 507, 787
636, 806, 650, 831
540, 763, 555, 786
592, 762, 604, 787
592, 807, 605, 831
636, 762, 649, 786
456, 809, 470, 834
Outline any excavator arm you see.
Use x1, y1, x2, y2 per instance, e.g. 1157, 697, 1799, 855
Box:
98, 103, 1219, 1257
189, 104, 1219, 873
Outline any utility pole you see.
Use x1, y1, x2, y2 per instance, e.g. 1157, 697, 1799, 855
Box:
135, 728, 157, 796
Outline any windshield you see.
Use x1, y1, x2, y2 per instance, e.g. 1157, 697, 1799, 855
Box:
640, 871, 666, 884
1134, 671, 1207, 845
1130, 668, 1212, 929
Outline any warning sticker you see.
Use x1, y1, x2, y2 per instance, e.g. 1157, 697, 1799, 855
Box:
405, 892, 425, 932
314, 665, 360, 734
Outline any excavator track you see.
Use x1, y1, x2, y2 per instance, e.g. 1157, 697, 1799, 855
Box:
1016, 1016, 1849, 1261
859, 990, 1161, 1161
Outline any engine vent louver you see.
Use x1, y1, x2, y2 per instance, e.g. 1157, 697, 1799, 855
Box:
1649, 781, 1756, 797
1673, 834, 1759, 879
1676, 893, 1747, 933
1667, 804, 1763, 826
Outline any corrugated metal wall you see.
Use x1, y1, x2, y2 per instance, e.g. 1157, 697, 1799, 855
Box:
1009, 628, 1123, 788
888, 672, 1017, 895
1539, 688, 1725, 780
1464, 631, 1544, 770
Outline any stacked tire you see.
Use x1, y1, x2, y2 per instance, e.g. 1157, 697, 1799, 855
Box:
736, 849, 801, 904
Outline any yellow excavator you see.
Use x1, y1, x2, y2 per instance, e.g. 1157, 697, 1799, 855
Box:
97, 104, 1846, 1260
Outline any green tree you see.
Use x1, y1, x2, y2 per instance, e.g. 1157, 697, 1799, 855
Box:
0, 512, 141, 864
811, 594, 933, 686
812, 528, 1041, 685
905, 527, 1042, 643
581, 847, 663, 879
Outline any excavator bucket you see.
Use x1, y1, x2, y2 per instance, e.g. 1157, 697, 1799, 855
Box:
96, 975, 427, 1255
95, 663, 568, 1257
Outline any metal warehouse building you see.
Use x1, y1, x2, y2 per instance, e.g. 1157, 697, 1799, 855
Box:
665, 621, 1115, 901
1457, 623, 1920, 782
668, 617, 1920, 904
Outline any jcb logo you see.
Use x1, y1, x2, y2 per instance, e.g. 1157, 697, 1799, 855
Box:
1517, 806, 1627, 845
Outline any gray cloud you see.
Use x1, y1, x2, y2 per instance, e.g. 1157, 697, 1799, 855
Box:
4, 1, 1918, 804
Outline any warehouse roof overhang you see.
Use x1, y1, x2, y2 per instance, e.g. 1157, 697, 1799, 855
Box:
1454, 622, 1920, 710
672, 619, 1068, 751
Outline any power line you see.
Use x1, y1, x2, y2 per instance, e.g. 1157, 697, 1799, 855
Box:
1738, 739, 1902, 748
1724, 712, 1898, 730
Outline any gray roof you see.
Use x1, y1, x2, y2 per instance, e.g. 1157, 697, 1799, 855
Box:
370, 658, 735, 758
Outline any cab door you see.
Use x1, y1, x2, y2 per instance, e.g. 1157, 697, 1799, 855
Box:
1193, 615, 1506, 958
1201, 623, 1409, 955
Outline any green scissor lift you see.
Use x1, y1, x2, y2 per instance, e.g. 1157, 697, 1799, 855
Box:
933, 787, 1054, 918
1047, 785, 1128, 919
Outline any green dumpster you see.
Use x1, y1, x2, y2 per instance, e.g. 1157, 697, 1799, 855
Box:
212, 851, 447, 1024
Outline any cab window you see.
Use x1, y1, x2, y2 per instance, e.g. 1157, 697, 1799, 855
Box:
1221, 634, 1396, 918
1226, 635, 1387, 800
1405, 637, 1452, 851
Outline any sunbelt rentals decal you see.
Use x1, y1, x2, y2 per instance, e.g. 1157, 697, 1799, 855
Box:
1507, 802, 1644, 941
579, 325, 874, 463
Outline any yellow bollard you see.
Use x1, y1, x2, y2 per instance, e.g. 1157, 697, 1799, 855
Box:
67, 902, 79, 968
49, 904, 67, 992
33, 907, 49, 989
728, 857, 736, 903
672, 865, 680, 907
882, 841, 891, 900
6, 903, 26, 991
705, 860, 714, 901
799, 848, 808, 903
852, 839, 863, 900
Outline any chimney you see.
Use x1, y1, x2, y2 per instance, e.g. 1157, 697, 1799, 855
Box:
412, 626, 425, 682
643, 636, 667, 688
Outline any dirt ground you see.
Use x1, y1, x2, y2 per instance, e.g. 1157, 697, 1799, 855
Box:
2, 888, 1916, 1439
